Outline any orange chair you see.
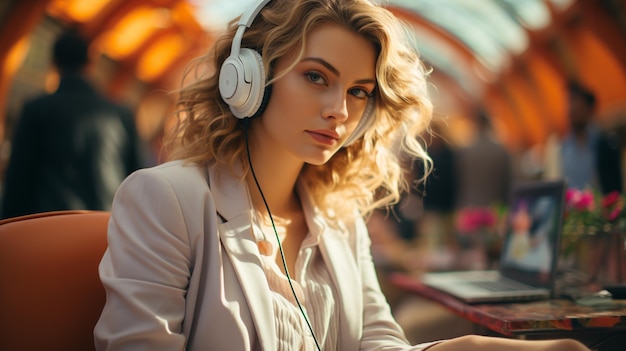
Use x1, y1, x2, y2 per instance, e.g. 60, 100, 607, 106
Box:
0, 210, 110, 351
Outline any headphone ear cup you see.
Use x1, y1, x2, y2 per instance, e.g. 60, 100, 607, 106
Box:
250, 84, 273, 119
219, 48, 266, 119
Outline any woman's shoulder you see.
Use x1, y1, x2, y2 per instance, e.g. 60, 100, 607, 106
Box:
132, 160, 206, 180
122, 160, 209, 194
114, 160, 217, 219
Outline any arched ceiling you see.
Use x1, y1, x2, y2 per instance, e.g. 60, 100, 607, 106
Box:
2, 0, 626, 155
189, 0, 573, 99
40, 0, 579, 96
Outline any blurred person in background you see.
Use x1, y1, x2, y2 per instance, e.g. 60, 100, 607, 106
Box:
545, 81, 600, 190
455, 108, 513, 209
0, 30, 144, 219
595, 120, 623, 195
452, 108, 512, 269
413, 122, 459, 268
544, 81, 622, 194
418, 124, 457, 219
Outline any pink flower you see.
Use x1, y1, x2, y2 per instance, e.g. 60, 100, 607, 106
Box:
565, 188, 595, 211
602, 191, 620, 208
563, 187, 625, 233
576, 190, 595, 211
565, 188, 581, 208
600, 191, 624, 222
607, 207, 621, 222
456, 207, 496, 234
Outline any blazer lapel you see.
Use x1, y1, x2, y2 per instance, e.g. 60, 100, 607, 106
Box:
319, 228, 362, 351
208, 164, 276, 350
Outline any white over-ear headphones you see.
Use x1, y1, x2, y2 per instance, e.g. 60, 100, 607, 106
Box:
218, 0, 376, 145
218, 0, 273, 119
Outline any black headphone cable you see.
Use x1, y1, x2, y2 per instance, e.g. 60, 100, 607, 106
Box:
242, 118, 322, 351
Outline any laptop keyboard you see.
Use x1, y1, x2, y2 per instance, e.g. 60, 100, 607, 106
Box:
471, 279, 533, 292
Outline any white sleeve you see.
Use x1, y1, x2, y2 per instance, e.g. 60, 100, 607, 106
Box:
355, 218, 445, 351
94, 169, 191, 351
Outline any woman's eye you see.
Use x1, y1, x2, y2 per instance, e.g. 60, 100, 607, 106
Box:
349, 87, 371, 99
305, 72, 326, 85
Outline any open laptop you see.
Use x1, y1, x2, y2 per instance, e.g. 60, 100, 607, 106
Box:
420, 180, 567, 303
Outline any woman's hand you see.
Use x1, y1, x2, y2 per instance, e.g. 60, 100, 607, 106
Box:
427, 335, 590, 351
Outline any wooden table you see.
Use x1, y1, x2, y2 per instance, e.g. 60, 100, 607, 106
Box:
390, 273, 626, 350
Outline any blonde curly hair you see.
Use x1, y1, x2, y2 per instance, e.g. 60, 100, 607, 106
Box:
164, 0, 433, 220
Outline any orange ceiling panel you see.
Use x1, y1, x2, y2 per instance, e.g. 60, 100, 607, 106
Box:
3, 36, 30, 83
170, 1, 204, 34
504, 73, 547, 147
484, 86, 522, 151
99, 6, 172, 60
47, 0, 111, 23
566, 26, 626, 118
524, 52, 568, 136
136, 32, 185, 82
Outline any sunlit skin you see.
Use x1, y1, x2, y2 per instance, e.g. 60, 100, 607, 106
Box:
244, 23, 376, 275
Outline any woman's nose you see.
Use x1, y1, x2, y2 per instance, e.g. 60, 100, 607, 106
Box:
321, 88, 349, 122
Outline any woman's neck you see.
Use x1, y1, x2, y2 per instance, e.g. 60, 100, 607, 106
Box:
245, 140, 303, 219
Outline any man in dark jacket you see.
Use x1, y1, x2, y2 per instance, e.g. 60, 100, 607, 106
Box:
595, 125, 623, 195
1, 30, 143, 218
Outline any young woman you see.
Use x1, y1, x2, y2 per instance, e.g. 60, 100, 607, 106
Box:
94, 0, 590, 350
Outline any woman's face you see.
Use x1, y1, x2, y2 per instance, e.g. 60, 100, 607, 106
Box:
254, 23, 377, 166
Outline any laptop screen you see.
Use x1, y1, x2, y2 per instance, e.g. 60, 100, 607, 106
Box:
499, 180, 566, 289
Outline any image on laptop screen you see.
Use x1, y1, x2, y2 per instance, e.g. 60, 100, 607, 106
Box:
499, 181, 566, 289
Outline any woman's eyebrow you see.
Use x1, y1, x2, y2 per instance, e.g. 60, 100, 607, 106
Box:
301, 57, 376, 85
302, 57, 340, 76
355, 78, 376, 85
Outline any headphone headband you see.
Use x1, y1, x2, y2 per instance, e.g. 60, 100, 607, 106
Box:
239, 0, 273, 28
229, 0, 273, 57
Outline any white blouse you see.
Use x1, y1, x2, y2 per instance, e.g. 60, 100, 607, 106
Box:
258, 225, 339, 351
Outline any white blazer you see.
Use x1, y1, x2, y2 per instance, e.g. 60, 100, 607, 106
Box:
94, 160, 439, 350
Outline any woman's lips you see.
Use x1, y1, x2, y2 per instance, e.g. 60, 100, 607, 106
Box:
307, 130, 339, 145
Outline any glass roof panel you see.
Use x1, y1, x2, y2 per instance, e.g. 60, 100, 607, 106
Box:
498, 0, 551, 30
188, 0, 254, 30
387, 0, 529, 72
409, 24, 481, 96
548, 0, 576, 11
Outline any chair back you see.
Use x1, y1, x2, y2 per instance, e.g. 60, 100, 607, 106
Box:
0, 210, 110, 351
